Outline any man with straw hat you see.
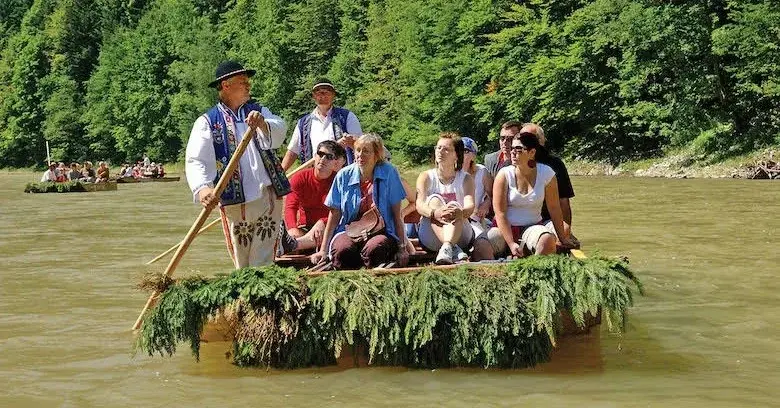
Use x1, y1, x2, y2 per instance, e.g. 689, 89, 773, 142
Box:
185, 60, 288, 268
281, 78, 363, 171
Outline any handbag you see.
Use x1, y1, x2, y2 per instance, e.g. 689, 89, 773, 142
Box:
346, 206, 385, 243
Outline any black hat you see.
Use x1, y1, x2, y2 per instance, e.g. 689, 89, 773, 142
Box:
208, 60, 256, 88
311, 78, 337, 93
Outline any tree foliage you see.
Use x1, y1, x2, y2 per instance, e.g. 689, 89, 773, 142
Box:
0, 0, 778, 167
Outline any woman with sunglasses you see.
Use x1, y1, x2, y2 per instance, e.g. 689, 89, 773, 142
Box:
311, 134, 410, 269
493, 132, 576, 257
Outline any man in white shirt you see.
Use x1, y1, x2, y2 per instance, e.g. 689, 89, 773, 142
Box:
185, 61, 288, 268
281, 78, 362, 171
40, 163, 57, 182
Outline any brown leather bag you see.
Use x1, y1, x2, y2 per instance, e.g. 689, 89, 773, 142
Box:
346, 206, 385, 243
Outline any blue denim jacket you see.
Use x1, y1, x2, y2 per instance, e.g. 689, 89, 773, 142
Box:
325, 161, 407, 242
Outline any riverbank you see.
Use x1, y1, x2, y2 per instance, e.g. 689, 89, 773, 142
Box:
566, 147, 779, 179
4, 146, 779, 180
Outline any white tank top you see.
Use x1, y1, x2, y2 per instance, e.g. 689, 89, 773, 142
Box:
500, 164, 555, 226
425, 169, 467, 205
472, 164, 488, 209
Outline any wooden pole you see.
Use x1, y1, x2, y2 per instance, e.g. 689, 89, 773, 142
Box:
132, 124, 258, 330
143, 157, 316, 266
45, 140, 51, 165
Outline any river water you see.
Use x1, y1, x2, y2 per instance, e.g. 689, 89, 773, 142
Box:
0, 173, 777, 407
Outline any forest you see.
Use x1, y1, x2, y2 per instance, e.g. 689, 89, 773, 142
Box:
0, 0, 777, 167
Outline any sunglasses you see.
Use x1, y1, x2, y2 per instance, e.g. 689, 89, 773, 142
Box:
499, 136, 514, 142
316, 150, 335, 160
510, 146, 529, 154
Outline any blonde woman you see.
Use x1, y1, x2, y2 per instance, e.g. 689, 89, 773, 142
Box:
311, 134, 410, 269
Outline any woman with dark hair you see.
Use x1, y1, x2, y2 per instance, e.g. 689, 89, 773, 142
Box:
311, 133, 410, 269
493, 132, 575, 257
415, 132, 492, 264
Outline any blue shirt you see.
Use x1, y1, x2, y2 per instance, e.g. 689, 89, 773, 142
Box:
325, 161, 407, 242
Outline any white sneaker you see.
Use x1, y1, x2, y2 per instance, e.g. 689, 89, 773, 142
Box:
435, 243, 454, 265
453, 245, 469, 262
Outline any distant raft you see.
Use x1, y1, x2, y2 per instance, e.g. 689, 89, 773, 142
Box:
134, 255, 642, 370
24, 181, 117, 193
116, 176, 180, 183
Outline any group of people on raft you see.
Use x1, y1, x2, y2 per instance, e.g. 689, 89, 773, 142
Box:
185, 61, 578, 271
41, 161, 110, 183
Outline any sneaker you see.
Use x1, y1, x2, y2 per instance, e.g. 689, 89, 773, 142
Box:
453, 245, 469, 262
435, 243, 454, 265
277, 222, 298, 256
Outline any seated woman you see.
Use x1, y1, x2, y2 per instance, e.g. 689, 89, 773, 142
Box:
82, 161, 96, 182
416, 132, 492, 264
56, 162, 68, 182
311, 134, 410, 269
493, 132, 575, 257
96, 161, 110, 182
68, 163, 81, 181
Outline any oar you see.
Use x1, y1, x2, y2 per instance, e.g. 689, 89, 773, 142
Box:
133, 124, 259, 330
143, 157, 315, 266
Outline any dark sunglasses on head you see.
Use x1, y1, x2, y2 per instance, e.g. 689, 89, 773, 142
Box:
316, 150, 336, 160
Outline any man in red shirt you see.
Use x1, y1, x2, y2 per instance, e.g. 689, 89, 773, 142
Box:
283, 140, 346, 252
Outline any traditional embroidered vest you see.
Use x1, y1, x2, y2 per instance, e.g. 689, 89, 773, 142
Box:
297, 107, 355, 164
204, 101, 290, 206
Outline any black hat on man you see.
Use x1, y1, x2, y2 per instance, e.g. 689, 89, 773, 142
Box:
209, 60, 256, 88
311, 78, 337, 94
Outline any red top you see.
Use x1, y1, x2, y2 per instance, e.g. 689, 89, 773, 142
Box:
284, 168, 336, 228
358, 179, 374, 214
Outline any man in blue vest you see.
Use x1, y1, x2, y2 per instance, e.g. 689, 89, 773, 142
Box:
281, 78, 363, 171
185, 60, 288, 268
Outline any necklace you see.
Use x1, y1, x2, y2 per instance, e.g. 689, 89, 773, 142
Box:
436, 168, 456, 184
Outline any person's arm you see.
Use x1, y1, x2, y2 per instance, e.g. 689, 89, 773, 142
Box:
460, 173, 476, 219
400, 179, 417, 219
284, 175, 305, 237
476, 170, 494, 219
392, 201, 409, 266
560, 198, 572, 225
185, 116, 217, 206
282, 122, 302, 171
311, 208, 340, 264
492, 171, 520, 256
282, 151, 298, 172
254, 107, 287, 150
415, 171, 438, 220
544, 178, 573, 247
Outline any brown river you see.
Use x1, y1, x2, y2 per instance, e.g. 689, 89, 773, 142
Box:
1, 173, 778, 407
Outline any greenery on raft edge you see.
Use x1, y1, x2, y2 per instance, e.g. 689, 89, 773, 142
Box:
24, 181, 87, 193
134, 255, 643, 369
